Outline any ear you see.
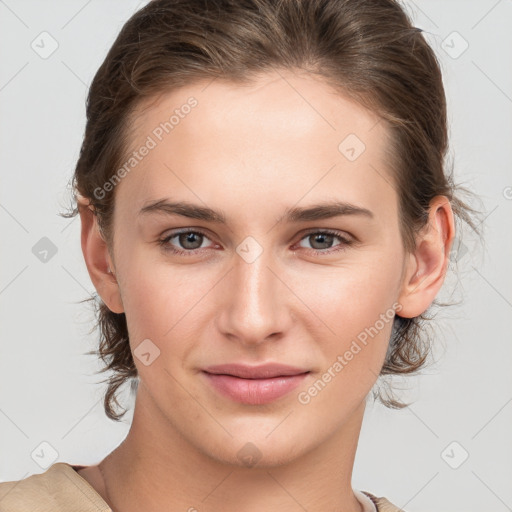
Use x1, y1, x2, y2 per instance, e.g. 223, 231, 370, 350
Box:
78, 196, 124, 314
397, 196, 455, 318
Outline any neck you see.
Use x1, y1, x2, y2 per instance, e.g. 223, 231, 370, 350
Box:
99, 386, 366, 512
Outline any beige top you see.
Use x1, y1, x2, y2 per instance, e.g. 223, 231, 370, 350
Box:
0, 462, 405, 511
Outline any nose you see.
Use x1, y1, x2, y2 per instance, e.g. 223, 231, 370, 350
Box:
215, 242, 294, 347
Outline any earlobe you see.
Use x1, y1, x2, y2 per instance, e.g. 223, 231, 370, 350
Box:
397, 196, 455, 318
78, 197, 124, 314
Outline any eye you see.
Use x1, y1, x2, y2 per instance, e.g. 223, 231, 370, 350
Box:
158, 228, 354, 257
158, 229, 214, 255
295, 229, 353, 255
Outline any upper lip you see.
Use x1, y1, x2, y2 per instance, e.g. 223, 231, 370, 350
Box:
203, 363, 310, 379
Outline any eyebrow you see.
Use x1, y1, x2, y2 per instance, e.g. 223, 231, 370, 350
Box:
138, 198, 374, 224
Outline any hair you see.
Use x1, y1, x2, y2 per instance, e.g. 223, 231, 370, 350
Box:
61, 0, 480, 421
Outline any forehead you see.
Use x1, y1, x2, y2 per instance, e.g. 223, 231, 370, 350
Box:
115, 69, 397, 226
130, 69, 385, 148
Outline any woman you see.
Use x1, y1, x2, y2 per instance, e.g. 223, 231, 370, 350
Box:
0, 0, 477, 510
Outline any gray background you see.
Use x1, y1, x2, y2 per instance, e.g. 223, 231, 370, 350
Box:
0, 1, 511, 511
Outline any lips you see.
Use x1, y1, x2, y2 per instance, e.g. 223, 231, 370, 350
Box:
203, 363, 310, 379
202, 363, 310, 405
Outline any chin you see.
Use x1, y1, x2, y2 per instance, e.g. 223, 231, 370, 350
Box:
202, 430, 314, 470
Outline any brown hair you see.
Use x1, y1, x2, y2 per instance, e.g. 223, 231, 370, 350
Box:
61, 0, 480, 421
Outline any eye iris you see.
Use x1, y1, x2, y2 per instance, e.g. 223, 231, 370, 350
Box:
180, 232, 202, 249
310, 233, 334, 250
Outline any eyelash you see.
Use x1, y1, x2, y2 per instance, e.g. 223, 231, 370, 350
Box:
158, 228, 354, 257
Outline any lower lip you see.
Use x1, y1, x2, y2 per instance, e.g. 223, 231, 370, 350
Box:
202, 372, 309, 405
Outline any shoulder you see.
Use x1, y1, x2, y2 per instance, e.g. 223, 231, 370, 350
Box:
362, 490, 407, 512
0, 462, 110, 511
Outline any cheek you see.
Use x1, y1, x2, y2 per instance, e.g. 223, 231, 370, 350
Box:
118, 237, 403, 370
119, 259, 214, 356
293, 252, 402, 377
296, 252, 402, 328
296, 274, 398, 415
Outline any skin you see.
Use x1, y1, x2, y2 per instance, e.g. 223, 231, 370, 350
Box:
77, 68, 454, 512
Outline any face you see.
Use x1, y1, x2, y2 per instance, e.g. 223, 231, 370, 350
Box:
96, 69, 416, 467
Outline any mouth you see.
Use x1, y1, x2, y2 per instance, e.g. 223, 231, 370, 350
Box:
201, 363, 311, 405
